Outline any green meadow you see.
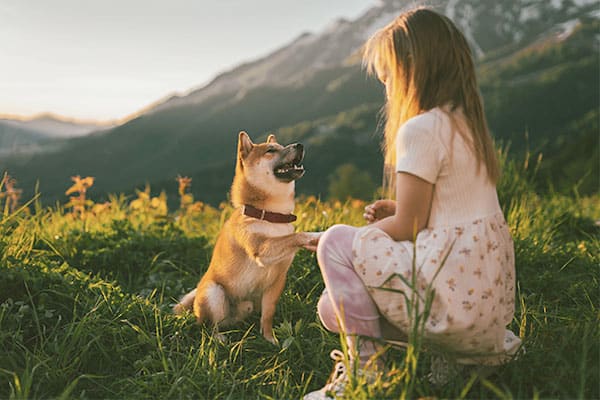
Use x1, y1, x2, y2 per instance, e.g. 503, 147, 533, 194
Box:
0, 155, 598, 399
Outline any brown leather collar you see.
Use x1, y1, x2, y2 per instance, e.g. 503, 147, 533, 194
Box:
242, 204, 297, 223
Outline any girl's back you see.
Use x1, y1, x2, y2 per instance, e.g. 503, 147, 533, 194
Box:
397, 107, 502, 228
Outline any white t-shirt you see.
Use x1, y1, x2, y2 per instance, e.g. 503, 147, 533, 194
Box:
395, 107, 502, 227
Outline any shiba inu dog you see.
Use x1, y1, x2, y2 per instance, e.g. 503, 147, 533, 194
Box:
174, 131, 319, 343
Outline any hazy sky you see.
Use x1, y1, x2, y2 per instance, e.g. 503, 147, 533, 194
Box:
0, 0, 375, 121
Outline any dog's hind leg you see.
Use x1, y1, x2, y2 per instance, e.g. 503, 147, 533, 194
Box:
173, 288, 197, 314
194, 282, 230, 340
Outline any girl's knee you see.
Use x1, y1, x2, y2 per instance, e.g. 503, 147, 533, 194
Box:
317, 292, 339, 333
317, 224, 357, 259
319, 224, 355, 247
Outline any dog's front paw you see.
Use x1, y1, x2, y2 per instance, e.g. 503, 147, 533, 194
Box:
261, 324, 279, 346
263, 333, 279, 346
300, 231, 323, 252
173, 303, 187, 315
214, 332, 228, 344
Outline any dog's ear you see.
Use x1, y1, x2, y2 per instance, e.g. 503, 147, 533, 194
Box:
238, 131, 254, 159
266, 134, 277, 144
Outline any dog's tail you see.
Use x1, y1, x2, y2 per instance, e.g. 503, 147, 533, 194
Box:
173, 288, 197, 314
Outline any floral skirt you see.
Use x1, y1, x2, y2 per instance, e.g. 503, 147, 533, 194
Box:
352, 213, 522, 365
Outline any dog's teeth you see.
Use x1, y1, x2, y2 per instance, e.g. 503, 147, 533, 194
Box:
275, 164, 303, 175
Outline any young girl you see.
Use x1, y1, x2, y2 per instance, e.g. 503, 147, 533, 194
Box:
303, 8, 521, 399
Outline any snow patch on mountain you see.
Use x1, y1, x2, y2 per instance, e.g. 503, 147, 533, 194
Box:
572, 0, 598, 6
445, 0, 459, 20
293, 32, 319, 47
520, 4, 541, 23
361, 10, 398, 40
454, 3, 484, 58
323, 18, 352, 35
557, 18, 581, 41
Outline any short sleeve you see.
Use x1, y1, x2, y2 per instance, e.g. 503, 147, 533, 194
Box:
395, 121, 445, 184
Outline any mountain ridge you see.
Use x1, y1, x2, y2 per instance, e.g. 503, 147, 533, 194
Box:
144, 0, 598, 116
2, 0, 597, 203
0, 114, 115, 157
0, 114, 113, 138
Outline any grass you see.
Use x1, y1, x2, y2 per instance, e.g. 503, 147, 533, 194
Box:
0, 163, 598, 399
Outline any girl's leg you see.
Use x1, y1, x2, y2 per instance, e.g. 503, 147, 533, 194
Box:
316, 224, 383, 367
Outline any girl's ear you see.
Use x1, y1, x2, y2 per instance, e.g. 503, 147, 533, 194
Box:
238, 131, 254, 159
266, 134, 277, 144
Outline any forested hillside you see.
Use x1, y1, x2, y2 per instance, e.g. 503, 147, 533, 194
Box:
1, 3, 597, 204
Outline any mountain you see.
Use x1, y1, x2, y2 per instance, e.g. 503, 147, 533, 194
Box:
0, 114, 113, 157
0, 114, 113, 139
2, 0, 598, 204
0, 121, 50, 157
148, 0, 598, 114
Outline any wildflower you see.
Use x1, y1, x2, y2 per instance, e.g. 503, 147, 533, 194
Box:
0, 173, 22, 213
351, 199, 366, 209
65, 175, 95, 218
176, 175, 192, 197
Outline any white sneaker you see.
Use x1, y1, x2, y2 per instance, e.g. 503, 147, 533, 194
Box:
303, 350, 349, 400
427, 355, 460, 386
427, 355, 499, 386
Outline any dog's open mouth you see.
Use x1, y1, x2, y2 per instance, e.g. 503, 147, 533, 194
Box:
274, 150, 305, 182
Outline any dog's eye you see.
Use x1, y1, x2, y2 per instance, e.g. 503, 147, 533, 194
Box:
265, 148, 276, 154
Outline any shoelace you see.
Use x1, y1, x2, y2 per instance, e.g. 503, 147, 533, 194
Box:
323, 350, 349, 396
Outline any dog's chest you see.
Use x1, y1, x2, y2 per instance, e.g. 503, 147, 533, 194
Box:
234, 220, 295, 295
251, 223, 293, 237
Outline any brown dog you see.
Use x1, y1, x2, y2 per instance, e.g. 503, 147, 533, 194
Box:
174, 131, 319, 343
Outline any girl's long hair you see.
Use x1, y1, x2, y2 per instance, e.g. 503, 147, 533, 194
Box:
362, 8, 499, 196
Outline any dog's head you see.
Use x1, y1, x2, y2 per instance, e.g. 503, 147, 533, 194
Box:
236, 131, 305, 187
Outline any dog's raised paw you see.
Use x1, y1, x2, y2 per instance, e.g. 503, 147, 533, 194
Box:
306, 231, 323, 238
300, 231, 323, 251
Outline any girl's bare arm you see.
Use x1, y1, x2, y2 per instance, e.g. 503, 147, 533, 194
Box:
369, 172, 433, 242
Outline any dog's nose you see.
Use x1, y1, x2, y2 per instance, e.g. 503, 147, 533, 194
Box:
293, 143, 303, 152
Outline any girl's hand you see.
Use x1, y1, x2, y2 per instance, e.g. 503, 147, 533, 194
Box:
363, 200, 396, 224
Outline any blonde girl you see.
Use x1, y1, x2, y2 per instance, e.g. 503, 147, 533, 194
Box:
303, 8, 521, 399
